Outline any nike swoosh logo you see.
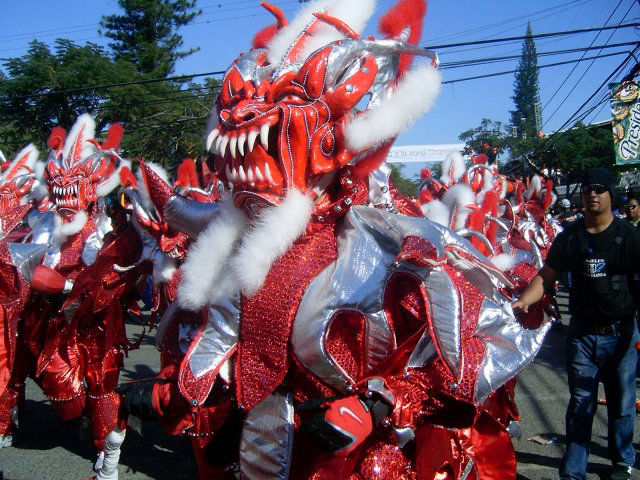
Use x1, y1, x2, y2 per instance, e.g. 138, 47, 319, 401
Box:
339, 406, 363, 424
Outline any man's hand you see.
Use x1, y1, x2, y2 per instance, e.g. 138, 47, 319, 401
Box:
512, 298, 530, 314
300, 394, 390, 455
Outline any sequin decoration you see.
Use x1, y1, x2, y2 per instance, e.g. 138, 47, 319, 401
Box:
237, 223, 338, 410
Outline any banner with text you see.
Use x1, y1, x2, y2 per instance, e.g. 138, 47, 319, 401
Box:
610, 81, 640, 165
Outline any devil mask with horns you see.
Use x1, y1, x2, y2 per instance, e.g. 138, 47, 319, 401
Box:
206, 0, 440, 212
44, 114, 125, 221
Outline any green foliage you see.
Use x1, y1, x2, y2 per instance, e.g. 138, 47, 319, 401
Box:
459, 118, 508, 162
510, 23, 541, 144
0, 0, 213, 171
389, 163, 419, 197
100, 0, 201, 77
536, 122, 615, 183
0, 39, 135, 151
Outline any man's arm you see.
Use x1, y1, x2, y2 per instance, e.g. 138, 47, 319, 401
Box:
512, 264, 558, 313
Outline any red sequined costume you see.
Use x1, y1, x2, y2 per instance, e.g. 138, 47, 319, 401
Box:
119, 1, 555, 479
6, 115, 144, 457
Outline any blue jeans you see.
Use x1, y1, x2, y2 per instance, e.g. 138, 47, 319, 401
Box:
559, 319, 638, 480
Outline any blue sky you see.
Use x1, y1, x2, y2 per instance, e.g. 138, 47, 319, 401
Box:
0, 0, 637, 153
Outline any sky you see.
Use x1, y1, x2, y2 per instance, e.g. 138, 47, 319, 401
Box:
0, 0, 638, 158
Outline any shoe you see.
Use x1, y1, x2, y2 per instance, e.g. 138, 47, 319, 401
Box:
608, 464, 632, 480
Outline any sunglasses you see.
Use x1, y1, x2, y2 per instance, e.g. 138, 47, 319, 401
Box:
580, 184, 608, 195
627, 204, 638, 210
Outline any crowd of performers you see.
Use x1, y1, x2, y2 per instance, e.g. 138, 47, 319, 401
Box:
0, 1, 564, 479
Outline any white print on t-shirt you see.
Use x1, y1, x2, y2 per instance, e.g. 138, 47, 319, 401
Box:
584, 258, 607, 278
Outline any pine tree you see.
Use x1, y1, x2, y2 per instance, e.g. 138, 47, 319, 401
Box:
510, 22, 541, 141
100, 0, 201, 77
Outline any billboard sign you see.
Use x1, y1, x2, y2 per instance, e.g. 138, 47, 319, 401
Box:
610, 80, 640, 165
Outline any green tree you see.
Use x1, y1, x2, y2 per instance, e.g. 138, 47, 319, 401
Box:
390, 163, 420, 197
459, 118, 508, 164
0, 39, 137, 152
510, 22, 541, 150
100, 0, 201, 77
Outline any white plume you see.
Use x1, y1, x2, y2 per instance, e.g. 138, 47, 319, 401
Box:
490, 253, 516, 272
421, 199, 450, 227
62, 114, 97, 165
440, 151, 466, 186
345, 65, 441, 152
442, 183, 475, 231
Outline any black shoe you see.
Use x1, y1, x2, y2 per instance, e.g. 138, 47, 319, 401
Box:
608, 464, 633, 480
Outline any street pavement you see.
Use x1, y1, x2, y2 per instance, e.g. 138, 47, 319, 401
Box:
1, 288, 639, 479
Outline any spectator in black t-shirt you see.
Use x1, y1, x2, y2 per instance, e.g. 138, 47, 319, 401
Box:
513, 168, 640, 480
556, 198, 580, 226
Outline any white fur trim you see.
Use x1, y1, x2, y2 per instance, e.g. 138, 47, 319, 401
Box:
62, 114, 97, 165
267, 0, 375, 66
153, 255, 177, 284
230, 189, 313, 298
6, 144, 38, 178
525, 175, 541, 201
178, 196, 247, 310
33, 161, 45, 180
135, 162, 170, 211
490, 253, 515, 272
442, 183, 475, 231
0, 149, 6, 164
421, 199, 450, 227
95, 158, 131, 198
440, 151, 466, 186
345, 65, 441, 152
53, 210, 88, 244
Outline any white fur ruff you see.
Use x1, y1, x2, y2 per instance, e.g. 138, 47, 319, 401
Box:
178, 189, 314, 309
345, 65, 441, 152
54, 211, 88, 244
178, 195, 247, 311
267, 0, 375, 66
229, 189, 313, 298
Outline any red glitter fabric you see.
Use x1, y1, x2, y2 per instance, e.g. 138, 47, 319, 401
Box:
237, 223, 338, 410
389, 180, 423, 218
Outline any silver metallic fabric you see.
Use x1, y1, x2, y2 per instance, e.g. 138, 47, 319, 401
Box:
474, 298, 551, 403
164, 195, 221, 240
188, 295, 240, 379
368, 164, 396, 212
240, 391, 294, 480
8, 243, 48, 283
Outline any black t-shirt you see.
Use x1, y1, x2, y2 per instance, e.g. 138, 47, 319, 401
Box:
546, 217, 640, 326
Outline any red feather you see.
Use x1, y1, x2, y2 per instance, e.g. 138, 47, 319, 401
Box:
352, 141, 394, 179
176, 158, 200, 189
47, 126, 67, 150
103, 123, 125, 151
379, 0, 427, 76
253, 24, 279, 49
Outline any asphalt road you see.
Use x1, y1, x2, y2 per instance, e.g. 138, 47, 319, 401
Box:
1, 288, 639, 480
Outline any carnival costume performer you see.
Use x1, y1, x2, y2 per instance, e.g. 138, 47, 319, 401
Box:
5, 115, 147, 468
117, 1, 555, 478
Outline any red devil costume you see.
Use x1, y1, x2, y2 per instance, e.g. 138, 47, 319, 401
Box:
116, 1, 555, 479
2, 115, 145, 463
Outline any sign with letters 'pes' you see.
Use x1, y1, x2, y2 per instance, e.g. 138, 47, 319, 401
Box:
610, 80, 640, 165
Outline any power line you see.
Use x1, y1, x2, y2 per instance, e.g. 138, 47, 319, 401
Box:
442, 50, 632, 86
439, 41, 638, 69
424, 23, 640, 51
0, 70, 225, 102
542, 0, 634, 127
542, 0, 626, 113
